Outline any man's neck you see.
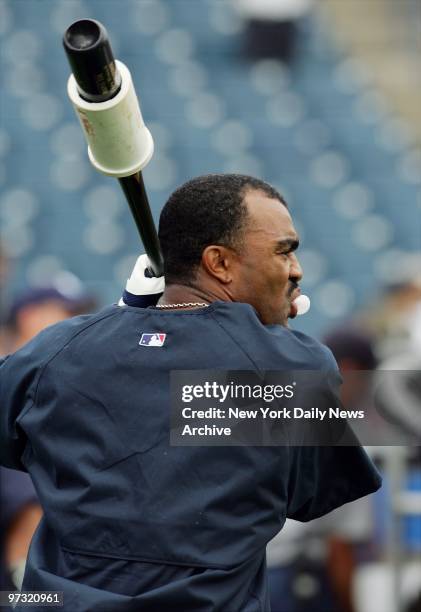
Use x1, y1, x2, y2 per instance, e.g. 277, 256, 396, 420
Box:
157, 283, 233, 307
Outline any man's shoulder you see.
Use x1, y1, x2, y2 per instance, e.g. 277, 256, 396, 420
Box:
287, 329, 338, 371
211, 302, 338, 371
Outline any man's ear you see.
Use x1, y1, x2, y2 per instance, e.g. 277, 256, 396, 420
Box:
201, 245, 236, 284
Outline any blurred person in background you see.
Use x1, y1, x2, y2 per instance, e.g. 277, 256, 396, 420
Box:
323, 326, 378, 417
0, 245, 8, 310
359, 274, 421, 362
0, 244, 11, 356
322, 327, 380, 612
0, 467, 42, 593
353, 270, 421, 611
0, 273, 97, 597
235, 0, 313, 62
0, 245, 42, 594
360, 272, 421, 450
267, 325, 379, 612
406, 592, 421, 612
1, 275, 97, 355
374, 358, 421, 447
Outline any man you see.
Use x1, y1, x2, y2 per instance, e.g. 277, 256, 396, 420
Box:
0, 174, 381, 611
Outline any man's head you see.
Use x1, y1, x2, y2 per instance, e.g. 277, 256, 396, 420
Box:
323, 326, 378, 408
8, 284, 97, 350
158, 174, 302, 325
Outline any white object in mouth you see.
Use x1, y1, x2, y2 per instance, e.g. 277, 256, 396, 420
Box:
294, 294, 311, 316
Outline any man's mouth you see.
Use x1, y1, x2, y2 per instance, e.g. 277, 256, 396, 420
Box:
291, 287, 301, 302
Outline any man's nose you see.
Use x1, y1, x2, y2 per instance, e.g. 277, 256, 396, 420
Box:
290, 253, 303, 282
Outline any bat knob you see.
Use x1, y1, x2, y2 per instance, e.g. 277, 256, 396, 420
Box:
63, 19, 121, 103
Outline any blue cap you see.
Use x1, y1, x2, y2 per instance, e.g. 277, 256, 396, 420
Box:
8, 284, 96, 325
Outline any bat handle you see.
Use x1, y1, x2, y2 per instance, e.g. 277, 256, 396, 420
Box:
118, 173, 164, 277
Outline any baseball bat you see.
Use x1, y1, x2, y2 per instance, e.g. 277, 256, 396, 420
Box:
63, 18, 164, 277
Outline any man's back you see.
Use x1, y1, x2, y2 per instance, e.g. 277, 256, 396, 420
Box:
0, 302, 381, 611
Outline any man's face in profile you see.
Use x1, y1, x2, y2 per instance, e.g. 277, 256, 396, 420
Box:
231, 190, 303, 326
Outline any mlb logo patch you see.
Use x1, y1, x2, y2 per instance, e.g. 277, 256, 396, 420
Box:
139, 333, 166, 347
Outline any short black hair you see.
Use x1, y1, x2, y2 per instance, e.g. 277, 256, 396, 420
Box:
158, 173, 286, 285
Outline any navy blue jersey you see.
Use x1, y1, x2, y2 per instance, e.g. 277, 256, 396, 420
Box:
0, 302, 381, 611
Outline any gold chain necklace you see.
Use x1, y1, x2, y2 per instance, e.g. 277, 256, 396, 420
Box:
155, 302, 209, 309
